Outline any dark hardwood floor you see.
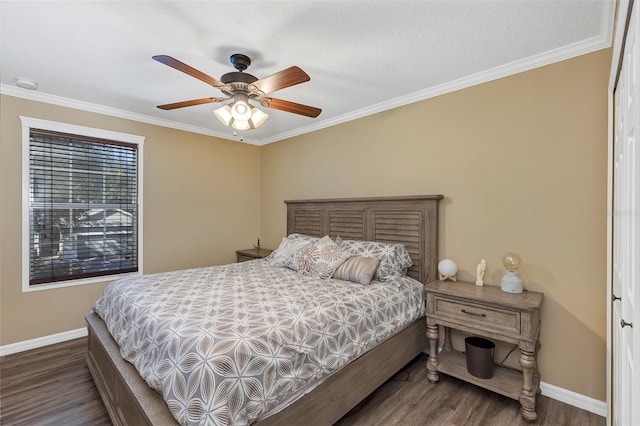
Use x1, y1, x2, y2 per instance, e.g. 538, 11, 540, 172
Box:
0, 338, 605, 426
0, 338, 110, 426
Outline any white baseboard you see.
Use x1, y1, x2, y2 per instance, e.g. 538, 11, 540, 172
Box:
426, 349, 607, 418
540, 381, 607, 417
1, 330, 607, 419
0, 327, 87, 357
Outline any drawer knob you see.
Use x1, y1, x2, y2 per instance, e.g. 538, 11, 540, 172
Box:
621, 319, 633, 328
461, 308, 487, 318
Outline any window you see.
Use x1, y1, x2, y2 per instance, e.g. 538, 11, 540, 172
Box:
21, 117, 144, 292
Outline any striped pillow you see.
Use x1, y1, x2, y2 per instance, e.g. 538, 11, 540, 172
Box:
332, 256, 380, 285
338, 240, 412, 282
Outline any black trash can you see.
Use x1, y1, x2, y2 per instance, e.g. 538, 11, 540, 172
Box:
465, 336, 495, 379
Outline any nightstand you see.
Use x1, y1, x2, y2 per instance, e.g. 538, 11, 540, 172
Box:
236, 248, 273, 262
424, 280, 544, 421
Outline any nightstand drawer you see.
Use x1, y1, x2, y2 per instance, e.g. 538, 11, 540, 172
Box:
237, 254, 255, 262
432, 296, 521, 336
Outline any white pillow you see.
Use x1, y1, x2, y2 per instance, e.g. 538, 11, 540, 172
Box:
264, 236, 314, 267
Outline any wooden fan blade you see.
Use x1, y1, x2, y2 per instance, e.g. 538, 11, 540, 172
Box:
152, 55, 223, 87
260, 97, 321, 118
250, 66, 310, 95
157, 97, 225, 110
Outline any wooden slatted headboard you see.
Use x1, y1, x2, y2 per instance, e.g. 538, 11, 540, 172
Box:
285, 195, 443, 284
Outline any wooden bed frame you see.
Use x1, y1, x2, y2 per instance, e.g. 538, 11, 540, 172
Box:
86, 195, 443, 425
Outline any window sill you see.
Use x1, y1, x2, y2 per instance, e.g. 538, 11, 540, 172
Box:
22, 271, 141, 293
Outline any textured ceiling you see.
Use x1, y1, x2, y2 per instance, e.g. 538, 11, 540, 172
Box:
0, 1, 614, 145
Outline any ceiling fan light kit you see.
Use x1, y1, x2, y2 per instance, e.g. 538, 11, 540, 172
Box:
153, 53, 321, 136
231, 96, 252, 121
214, 104, 268, 130
213, 93, 269, 130
248, 107, 268, 127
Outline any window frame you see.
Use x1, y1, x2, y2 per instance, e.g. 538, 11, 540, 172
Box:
20, 116, 144, 292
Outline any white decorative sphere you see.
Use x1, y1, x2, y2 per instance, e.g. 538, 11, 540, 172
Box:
438, 259, 458, 276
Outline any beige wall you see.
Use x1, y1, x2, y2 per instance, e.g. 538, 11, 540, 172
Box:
0, 95, 261, 345
260, 49, 611, 400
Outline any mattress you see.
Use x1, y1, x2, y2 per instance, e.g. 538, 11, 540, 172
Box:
93, 259, 425, 425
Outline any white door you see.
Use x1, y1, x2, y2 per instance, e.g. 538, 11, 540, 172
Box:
611, 1, 640, 424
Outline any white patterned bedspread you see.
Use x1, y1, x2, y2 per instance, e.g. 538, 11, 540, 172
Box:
93, 259, 425, 425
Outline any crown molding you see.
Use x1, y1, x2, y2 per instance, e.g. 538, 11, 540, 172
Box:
260, 8, 614, 145
0, 84, 262, 146
2, 1, 614, 147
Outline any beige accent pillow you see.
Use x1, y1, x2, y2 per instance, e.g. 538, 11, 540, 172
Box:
287, 235, 352, 279
333, 256, 380, 285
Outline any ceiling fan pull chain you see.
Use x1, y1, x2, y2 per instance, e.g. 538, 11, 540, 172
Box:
233, 130, 245, 142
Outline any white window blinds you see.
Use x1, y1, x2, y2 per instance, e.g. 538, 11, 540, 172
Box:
28, 128, 139, 286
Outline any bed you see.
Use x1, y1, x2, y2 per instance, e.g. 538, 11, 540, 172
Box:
86, 195, 443, 425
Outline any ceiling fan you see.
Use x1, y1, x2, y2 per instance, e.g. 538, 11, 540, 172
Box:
152, 53, 322, 131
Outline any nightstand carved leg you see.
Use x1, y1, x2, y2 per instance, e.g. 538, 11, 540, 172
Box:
519, 348, 538, 422
534, 339, 542, 396
442, 326, 452, 352
426, 323, 440, 383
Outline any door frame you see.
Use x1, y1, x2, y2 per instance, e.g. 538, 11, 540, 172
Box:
607, 1, 634, 425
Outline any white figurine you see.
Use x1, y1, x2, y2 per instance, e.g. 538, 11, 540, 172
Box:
476, 259, 486, 286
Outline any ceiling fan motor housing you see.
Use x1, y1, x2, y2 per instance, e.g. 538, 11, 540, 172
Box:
220, 53, 260, 96
220, 72, 258, 85
220, 54, 257, 97
229, 53, 251, 71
